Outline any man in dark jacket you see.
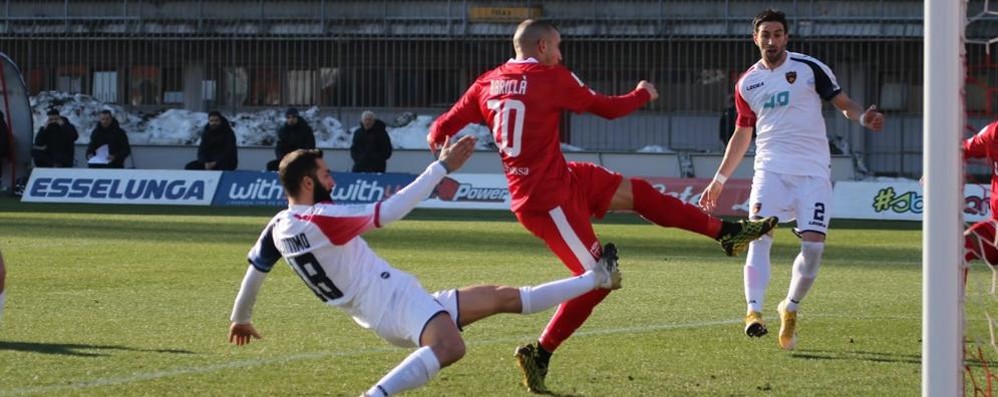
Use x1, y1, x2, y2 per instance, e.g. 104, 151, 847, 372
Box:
266, 107, 315, 171
86, 109, 131, 169
185, 111, 238, 171
32, 109, 79, 168
350, 110, 392, 173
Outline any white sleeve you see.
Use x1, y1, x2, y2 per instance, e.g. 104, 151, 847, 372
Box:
230, 265, 268, 324
377, 161, 448, 227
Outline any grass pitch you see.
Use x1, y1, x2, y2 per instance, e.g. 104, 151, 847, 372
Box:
0, 198, 931, 396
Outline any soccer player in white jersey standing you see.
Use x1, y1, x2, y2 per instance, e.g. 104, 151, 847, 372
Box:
699, 9, 885, 351
227, 136, 622, 396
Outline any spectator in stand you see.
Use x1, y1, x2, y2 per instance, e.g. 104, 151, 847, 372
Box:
185, 111, 238, 171
266, 107, 315, 171
350, 110, 393, 173
86, 110, 131, 169
32, 109, 79, 168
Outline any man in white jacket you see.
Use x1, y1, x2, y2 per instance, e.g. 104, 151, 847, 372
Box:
227, 136, 622, 396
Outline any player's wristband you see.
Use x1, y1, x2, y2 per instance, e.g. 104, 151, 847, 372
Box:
859, 114, 869, 128
436, 160, 452, 174
713, 172, 728, 185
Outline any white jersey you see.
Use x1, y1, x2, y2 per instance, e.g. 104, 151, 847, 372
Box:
735, 51, 841, 178
245, 162, 449, 328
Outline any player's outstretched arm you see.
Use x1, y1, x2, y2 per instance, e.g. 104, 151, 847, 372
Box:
582, 80, 655, 120
378, 136, 477, 226
229, 266, 268, 345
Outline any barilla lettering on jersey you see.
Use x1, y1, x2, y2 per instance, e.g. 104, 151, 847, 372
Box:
431, 177, 509, 202
490, 78, 528, 95
29, 177, 205, 200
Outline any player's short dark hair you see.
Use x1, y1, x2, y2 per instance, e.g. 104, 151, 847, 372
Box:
99, 109, 112, 117
753, 9, 788, 34
279, 149, 324, 197
523, 19, 559, 34
46, 108, 59, 116
208, 110, 223, 119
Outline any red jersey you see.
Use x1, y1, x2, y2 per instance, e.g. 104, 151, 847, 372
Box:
964, 120, 998, 218
429, 59, 651, 212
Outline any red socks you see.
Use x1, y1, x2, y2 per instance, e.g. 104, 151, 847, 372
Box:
630, 178, 722, 239
538, 288, 610, 352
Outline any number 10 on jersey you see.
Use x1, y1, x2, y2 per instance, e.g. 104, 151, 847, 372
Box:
487, 99, 525, 157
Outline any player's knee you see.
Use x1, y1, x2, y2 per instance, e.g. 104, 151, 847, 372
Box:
798, 241, 824, 277
432, 336, 466, 366
496, 286, 523, 313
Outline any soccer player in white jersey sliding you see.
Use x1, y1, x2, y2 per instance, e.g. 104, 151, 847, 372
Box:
227, 137, 622, 396
699, 9, 885, 350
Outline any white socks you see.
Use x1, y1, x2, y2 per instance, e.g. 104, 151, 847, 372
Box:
367, 346, 441, 397
744, 235, 773, 313
785, 242, 824, 312
519, 270, 597, 314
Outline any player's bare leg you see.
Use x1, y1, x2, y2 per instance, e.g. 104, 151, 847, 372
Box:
363, 255, 620, 396
609, 178, 777, 256
364, 314, 462, 397
457, 260, 620, 327
512, 244, 621, 393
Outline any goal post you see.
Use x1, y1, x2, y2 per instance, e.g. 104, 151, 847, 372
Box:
922, 0, 966, 395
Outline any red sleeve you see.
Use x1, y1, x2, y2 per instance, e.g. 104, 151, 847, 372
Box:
295, 204, 377, 245
557, 69, 651, 119
734, 83, 756, 128
429, 82, 486, 145
964, 122, 997, 159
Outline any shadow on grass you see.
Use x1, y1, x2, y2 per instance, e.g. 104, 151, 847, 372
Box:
790, 348, 921, 365
0, 340, 196, 357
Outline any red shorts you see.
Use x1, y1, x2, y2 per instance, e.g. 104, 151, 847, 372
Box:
515, 162, 623, 274
967, 219, 998, 265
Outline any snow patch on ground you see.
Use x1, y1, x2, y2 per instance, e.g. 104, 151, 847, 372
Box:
30, 91, 499, 150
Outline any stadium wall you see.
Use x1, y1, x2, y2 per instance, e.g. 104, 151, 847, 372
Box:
63, 144, 856, 181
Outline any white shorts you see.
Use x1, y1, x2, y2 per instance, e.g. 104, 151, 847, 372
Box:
749, 170, 833, 235
362, 271, 461, 348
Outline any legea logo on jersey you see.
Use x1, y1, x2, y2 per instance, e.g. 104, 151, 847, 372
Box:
431, 177, 509, 202
763, 91, 790, 109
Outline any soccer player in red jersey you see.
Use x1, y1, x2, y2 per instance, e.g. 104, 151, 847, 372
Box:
427, 19, 777, 393
963, 120, 998, 270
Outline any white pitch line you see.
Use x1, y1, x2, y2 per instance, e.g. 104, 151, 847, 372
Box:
1, 318, 740, 396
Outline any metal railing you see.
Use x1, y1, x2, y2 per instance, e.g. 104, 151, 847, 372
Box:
0, 0, 994, 178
